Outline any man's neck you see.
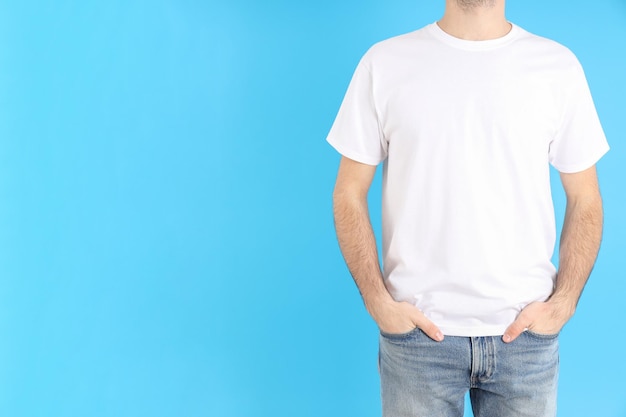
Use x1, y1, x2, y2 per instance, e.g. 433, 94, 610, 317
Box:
438, 0, 511, 41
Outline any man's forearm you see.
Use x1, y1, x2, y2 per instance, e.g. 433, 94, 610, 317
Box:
549, 195, 604, 315
331, 157, 443, 340
503, 167, 604, 342
332, 191, 392, 310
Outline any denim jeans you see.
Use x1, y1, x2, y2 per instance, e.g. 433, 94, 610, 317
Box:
379, 328, 559, 417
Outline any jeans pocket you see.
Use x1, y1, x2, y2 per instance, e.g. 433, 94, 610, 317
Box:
525, 329, 559, 340
380, 326, 421, 340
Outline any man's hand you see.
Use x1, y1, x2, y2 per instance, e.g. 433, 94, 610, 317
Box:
368, 297, 444, 342
502, 300, 574, 343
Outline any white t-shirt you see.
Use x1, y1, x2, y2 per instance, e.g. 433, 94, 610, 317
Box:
327, 22, 609, 336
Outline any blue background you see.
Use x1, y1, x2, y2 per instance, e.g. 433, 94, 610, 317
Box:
1, 1, 624, 416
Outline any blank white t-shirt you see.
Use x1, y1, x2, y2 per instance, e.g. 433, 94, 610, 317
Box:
327, 22, 609, 336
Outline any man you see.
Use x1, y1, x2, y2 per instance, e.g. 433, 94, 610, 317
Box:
327, 0, 609, 416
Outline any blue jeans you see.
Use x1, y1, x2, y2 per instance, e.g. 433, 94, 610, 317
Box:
379, 328, 559, 417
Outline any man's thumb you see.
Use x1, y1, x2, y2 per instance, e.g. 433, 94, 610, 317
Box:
502, 318, 528, 343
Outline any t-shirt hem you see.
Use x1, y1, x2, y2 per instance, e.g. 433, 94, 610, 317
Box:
551, 143, 610, 173
438, 325, 507, 337
326, 137, 383, 166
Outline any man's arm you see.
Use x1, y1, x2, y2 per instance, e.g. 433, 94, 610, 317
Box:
503, 165, 603, 342
333, 156, 444, 341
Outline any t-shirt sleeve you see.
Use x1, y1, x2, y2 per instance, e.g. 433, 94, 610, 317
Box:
548, 60, 609, 173
326, 58, 387, 166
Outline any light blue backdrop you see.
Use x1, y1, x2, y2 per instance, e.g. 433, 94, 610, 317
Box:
1, 1, 624, 416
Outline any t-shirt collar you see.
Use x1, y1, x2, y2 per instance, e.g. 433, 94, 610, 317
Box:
428, 21, 520, 50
